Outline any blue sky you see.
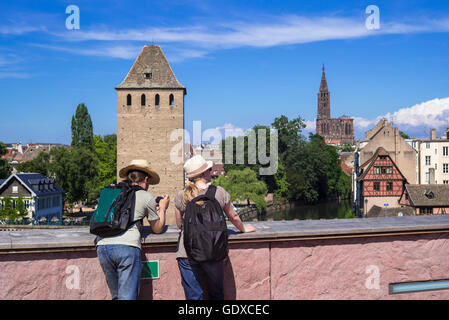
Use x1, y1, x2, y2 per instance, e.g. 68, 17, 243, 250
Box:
1, 0, 449, 144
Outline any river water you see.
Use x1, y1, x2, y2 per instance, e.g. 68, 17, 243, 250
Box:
259, 199, 353, 221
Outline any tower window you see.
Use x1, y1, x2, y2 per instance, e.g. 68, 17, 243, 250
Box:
141, 94, 146, 106
126, 94, 132, 106
169, 94, 174, 106
155, 94, 160, 106
144, 73, 152, 79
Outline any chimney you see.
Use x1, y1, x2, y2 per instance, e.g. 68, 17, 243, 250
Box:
429, 167, 436, 184
431, 128, 437, 140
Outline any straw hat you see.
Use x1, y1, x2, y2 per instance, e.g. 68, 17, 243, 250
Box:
119, 159, 160, 185
184, 155, 213, 179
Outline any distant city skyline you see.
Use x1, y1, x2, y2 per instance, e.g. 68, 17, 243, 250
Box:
1, 0, 449, 144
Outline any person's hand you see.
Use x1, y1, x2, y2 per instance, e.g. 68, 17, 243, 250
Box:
158, 194, 170, 211
243, 224, 256, 233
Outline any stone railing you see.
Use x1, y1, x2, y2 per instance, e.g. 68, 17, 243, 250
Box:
1, 215, 449, 299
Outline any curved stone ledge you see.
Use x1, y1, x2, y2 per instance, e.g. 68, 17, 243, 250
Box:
1, 215, 449, 252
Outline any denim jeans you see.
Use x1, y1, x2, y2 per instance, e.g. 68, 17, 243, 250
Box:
177, 257, 224, 300
97, 245, 142, 300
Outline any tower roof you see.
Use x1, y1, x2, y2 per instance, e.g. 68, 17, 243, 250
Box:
319, 65, 328, 92
115, 45, 185, 91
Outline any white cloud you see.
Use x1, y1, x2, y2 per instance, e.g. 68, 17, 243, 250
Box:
32, 43, 143, 60
214, 123, 246, 138
0, 25, 43, 35
11, 13, 446, 61
304, 120, 316, 131
55, 15, 449, 49
354, 97, 449, 130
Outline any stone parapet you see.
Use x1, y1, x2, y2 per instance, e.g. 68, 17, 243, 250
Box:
1, 215, 449, 299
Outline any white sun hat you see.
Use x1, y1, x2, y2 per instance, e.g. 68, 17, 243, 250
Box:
184, 155, 213, 179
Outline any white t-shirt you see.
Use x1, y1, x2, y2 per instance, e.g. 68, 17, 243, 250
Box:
95, 190, 159, 249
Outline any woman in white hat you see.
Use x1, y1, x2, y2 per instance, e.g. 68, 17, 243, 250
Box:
174, 155, 256, 300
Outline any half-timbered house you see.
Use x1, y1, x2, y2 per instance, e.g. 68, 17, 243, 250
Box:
357, 147, 408, 216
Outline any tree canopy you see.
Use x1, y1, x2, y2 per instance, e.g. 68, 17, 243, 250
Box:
218, 114, 352, 205
212, 168, 268, 212
0, 141, 11, 179
71, 103, 94, 150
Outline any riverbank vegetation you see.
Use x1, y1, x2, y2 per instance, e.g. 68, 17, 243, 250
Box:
216, 115, 352, 210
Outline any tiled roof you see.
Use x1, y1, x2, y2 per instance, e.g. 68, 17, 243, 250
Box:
0, 173, 64, 196
367, 205, 415, 217
115, 45, 185, 90
405, 184, 449, 207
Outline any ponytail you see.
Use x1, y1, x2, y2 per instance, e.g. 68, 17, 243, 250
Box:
183, 180, 199, 204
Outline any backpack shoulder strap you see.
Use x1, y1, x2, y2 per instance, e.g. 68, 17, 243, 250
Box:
205, 185, 217, 199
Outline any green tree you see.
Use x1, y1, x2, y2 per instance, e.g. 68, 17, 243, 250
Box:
271, 115, 306, 158
66, 147, 98, 203
273, 160, 289, 200
0, 196, 23, 220
400, 131, 410, 139
0, 197, 11, 219
16, 197, 28, 218
66, 103, 98, 203
212, 168, 268, 212
0, 141, 11, 179
282, 133, 351, 203
71, 103, 94, 150
87, 134, 117, 201
221, 125, 279, 194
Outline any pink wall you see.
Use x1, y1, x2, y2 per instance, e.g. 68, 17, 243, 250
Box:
1, 232, 449, 300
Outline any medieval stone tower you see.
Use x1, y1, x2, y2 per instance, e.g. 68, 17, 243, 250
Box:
116, 45, 186, 225
315, 65, 354, 145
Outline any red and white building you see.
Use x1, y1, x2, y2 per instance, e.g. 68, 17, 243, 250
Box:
357, 147, 408, 216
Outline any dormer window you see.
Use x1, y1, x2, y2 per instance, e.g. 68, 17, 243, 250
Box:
424, 190, 434, 199
144, 73, 152, 79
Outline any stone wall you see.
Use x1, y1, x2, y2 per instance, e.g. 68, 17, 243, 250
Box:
1, 216, 449, 300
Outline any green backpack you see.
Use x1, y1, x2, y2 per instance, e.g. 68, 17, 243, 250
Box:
90, 181, 143, 237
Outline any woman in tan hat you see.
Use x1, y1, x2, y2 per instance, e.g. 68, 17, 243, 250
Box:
174, 155, 256, 300
96, 159, 169, 300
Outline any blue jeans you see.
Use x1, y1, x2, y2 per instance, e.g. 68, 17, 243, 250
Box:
177, 258, 224, 300
97, 245, 142, 300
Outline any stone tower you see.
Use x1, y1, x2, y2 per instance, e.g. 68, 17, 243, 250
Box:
317, 65, 330, 119
116, 45, 186, 225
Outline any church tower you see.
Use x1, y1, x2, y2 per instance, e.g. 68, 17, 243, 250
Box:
317, 65, 330, 119
116, 45, 186, 225
315, 65, 354, 145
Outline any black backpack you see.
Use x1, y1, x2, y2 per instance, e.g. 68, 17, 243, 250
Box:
90, 181, 144, 237
183, 185, 229, 262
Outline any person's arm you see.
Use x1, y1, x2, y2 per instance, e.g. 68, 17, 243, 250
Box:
150, 194, 169, 234
175, 208, 183, 230
223, 201, 256, 233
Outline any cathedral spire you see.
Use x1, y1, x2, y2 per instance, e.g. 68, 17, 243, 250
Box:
317, 65, 330, 119
320, 64, 328, 92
